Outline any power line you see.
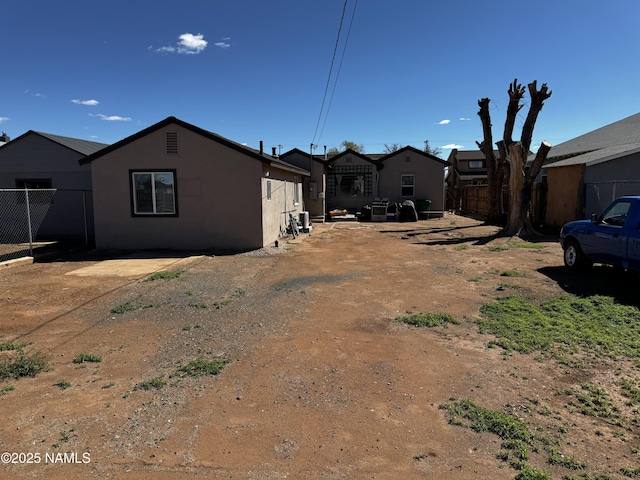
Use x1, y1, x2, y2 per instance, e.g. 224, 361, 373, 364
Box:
317, 0, 358, 146
310, 0, 352, 148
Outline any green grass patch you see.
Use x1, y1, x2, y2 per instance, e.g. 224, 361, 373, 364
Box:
55, 379, 71, 390
478, 295, 640, 358
621, 466, 640, 478
111, 302, 136, 314
213, 299, 232, 309
73, 352, 102, 364
0, 350, 49, 380
145, 270, 182, 281
567, 383, 622, 424
500, 269, 521, 277
620, 378, 640, 405
0, 341, 31, 351
547, 448, 586, 469
173, 357, 230, 378
397, 312, 459, 327
515, 466, 552, 480
133, 376, 166, 391
0, 385, 15, 396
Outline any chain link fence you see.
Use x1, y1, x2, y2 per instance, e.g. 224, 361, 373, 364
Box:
0, 189, 56, 262
584, 181, 640, 217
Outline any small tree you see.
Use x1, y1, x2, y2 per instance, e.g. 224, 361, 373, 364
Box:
384, 143, 402, 154
424, 140, 442, 157
327, 140, 365, 156
477, 79, 552, 235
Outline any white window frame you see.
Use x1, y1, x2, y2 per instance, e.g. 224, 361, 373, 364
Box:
131, 170, 177, 216
401, 174, 415, 197
293, 177, 300, 205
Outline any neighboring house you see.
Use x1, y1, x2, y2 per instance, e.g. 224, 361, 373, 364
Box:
377, 146, 448, 212
0, 130, 108, 239
543, 112, 640, 227
80, 116, 308, 252
325, 149, 379, 212
281, 146, 450, 219
278, 148, 326, 222
445, 148, 493, 211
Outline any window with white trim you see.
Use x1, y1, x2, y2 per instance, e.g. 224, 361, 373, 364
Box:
293, 177, 300, 204
468, 160, 484, 169
131, 171, 177, 215
401, 174, 415, 197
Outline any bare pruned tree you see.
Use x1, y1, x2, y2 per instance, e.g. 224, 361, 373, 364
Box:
477, 79, 552, 235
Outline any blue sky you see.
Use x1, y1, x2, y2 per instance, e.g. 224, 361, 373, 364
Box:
2, 1, 640, 157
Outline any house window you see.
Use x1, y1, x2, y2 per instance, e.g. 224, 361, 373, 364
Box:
267, 180, 272, 200
293, 177, 300, 204
131, 170, 177, 215
401, 174, 415, 197
469, 160, 484, 169
166, 132, 178, 154
405, 156, 411, 163
327, 165, 373, 198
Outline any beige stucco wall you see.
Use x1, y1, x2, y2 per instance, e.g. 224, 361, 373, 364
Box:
278, 151, 325, 218
378, 152, 446, 211
91, 124, 266, 251
261, 168, 304, 247
545, 164, 584, 227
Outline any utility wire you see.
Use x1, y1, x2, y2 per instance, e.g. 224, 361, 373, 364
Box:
317, 0, 358, 146
311, 0, 350, 148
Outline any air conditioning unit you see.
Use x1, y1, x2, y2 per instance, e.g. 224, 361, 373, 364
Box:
299, 211, 311, 232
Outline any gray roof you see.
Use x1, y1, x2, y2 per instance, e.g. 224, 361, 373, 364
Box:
548, 112, 640, 161
546, 143, 640, 169
33, 132, 109, 155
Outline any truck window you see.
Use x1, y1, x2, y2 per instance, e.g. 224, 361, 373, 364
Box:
601, 201, 631, 227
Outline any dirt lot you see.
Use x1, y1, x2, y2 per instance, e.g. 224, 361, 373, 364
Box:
0, 214, 638, 480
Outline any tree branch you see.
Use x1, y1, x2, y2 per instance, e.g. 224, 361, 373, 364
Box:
503, 78, 525, 146
477, 98, 496, 169
526, 140, 552, 183
521, 81, 552, 153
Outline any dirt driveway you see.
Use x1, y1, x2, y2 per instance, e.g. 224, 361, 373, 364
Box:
0, 214, 637, 479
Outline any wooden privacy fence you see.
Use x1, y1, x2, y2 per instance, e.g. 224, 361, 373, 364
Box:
456, 183, 547, 225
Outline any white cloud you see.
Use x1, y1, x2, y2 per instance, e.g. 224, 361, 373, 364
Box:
214, 41, 231, 49
157, 33, 208, 55
0, 117, 8, 123
459, 117, 471, 121
441, 144, 463, 150
72, 99, 99, 106
438, 119, 451, 125
25, 89, 46, 98
89, 114, 131, 122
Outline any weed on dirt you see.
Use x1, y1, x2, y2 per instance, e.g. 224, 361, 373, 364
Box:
173, 357, 230, 378
144, 270, 183, 281
396, 311, 460, 327
133, 376, 166, 391
0, 350, 49, 380
73, 352, 102, 364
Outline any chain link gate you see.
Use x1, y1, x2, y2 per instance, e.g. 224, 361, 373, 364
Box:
0, 189, 57, 262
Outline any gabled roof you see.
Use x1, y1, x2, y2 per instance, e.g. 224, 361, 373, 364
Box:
378, 145, 449, 165
447, 148, 499, 162
546, 143, 640, 169
280, 147, 326, 164
548, 112, 640, 161
325, 148, 379, 166
80, 116, 309, 176
2, 130, 108, 156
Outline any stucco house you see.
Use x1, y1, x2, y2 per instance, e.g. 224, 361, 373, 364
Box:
0, 130, 108, 239
80, 117, 308, 252
377, 145, 448, 212
278, 148, 326, 222
543, 112, 640, 227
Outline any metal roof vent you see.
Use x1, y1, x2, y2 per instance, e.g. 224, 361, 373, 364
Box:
166, 132, 178, 154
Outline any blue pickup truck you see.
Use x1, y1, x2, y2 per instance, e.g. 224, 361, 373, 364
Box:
560, 196, 640, 271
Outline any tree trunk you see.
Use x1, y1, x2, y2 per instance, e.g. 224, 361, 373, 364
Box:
477, 98, 503, 225
506, 143, 525, 235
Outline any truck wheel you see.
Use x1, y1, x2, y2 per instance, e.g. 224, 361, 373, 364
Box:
564, 240, 588, 270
